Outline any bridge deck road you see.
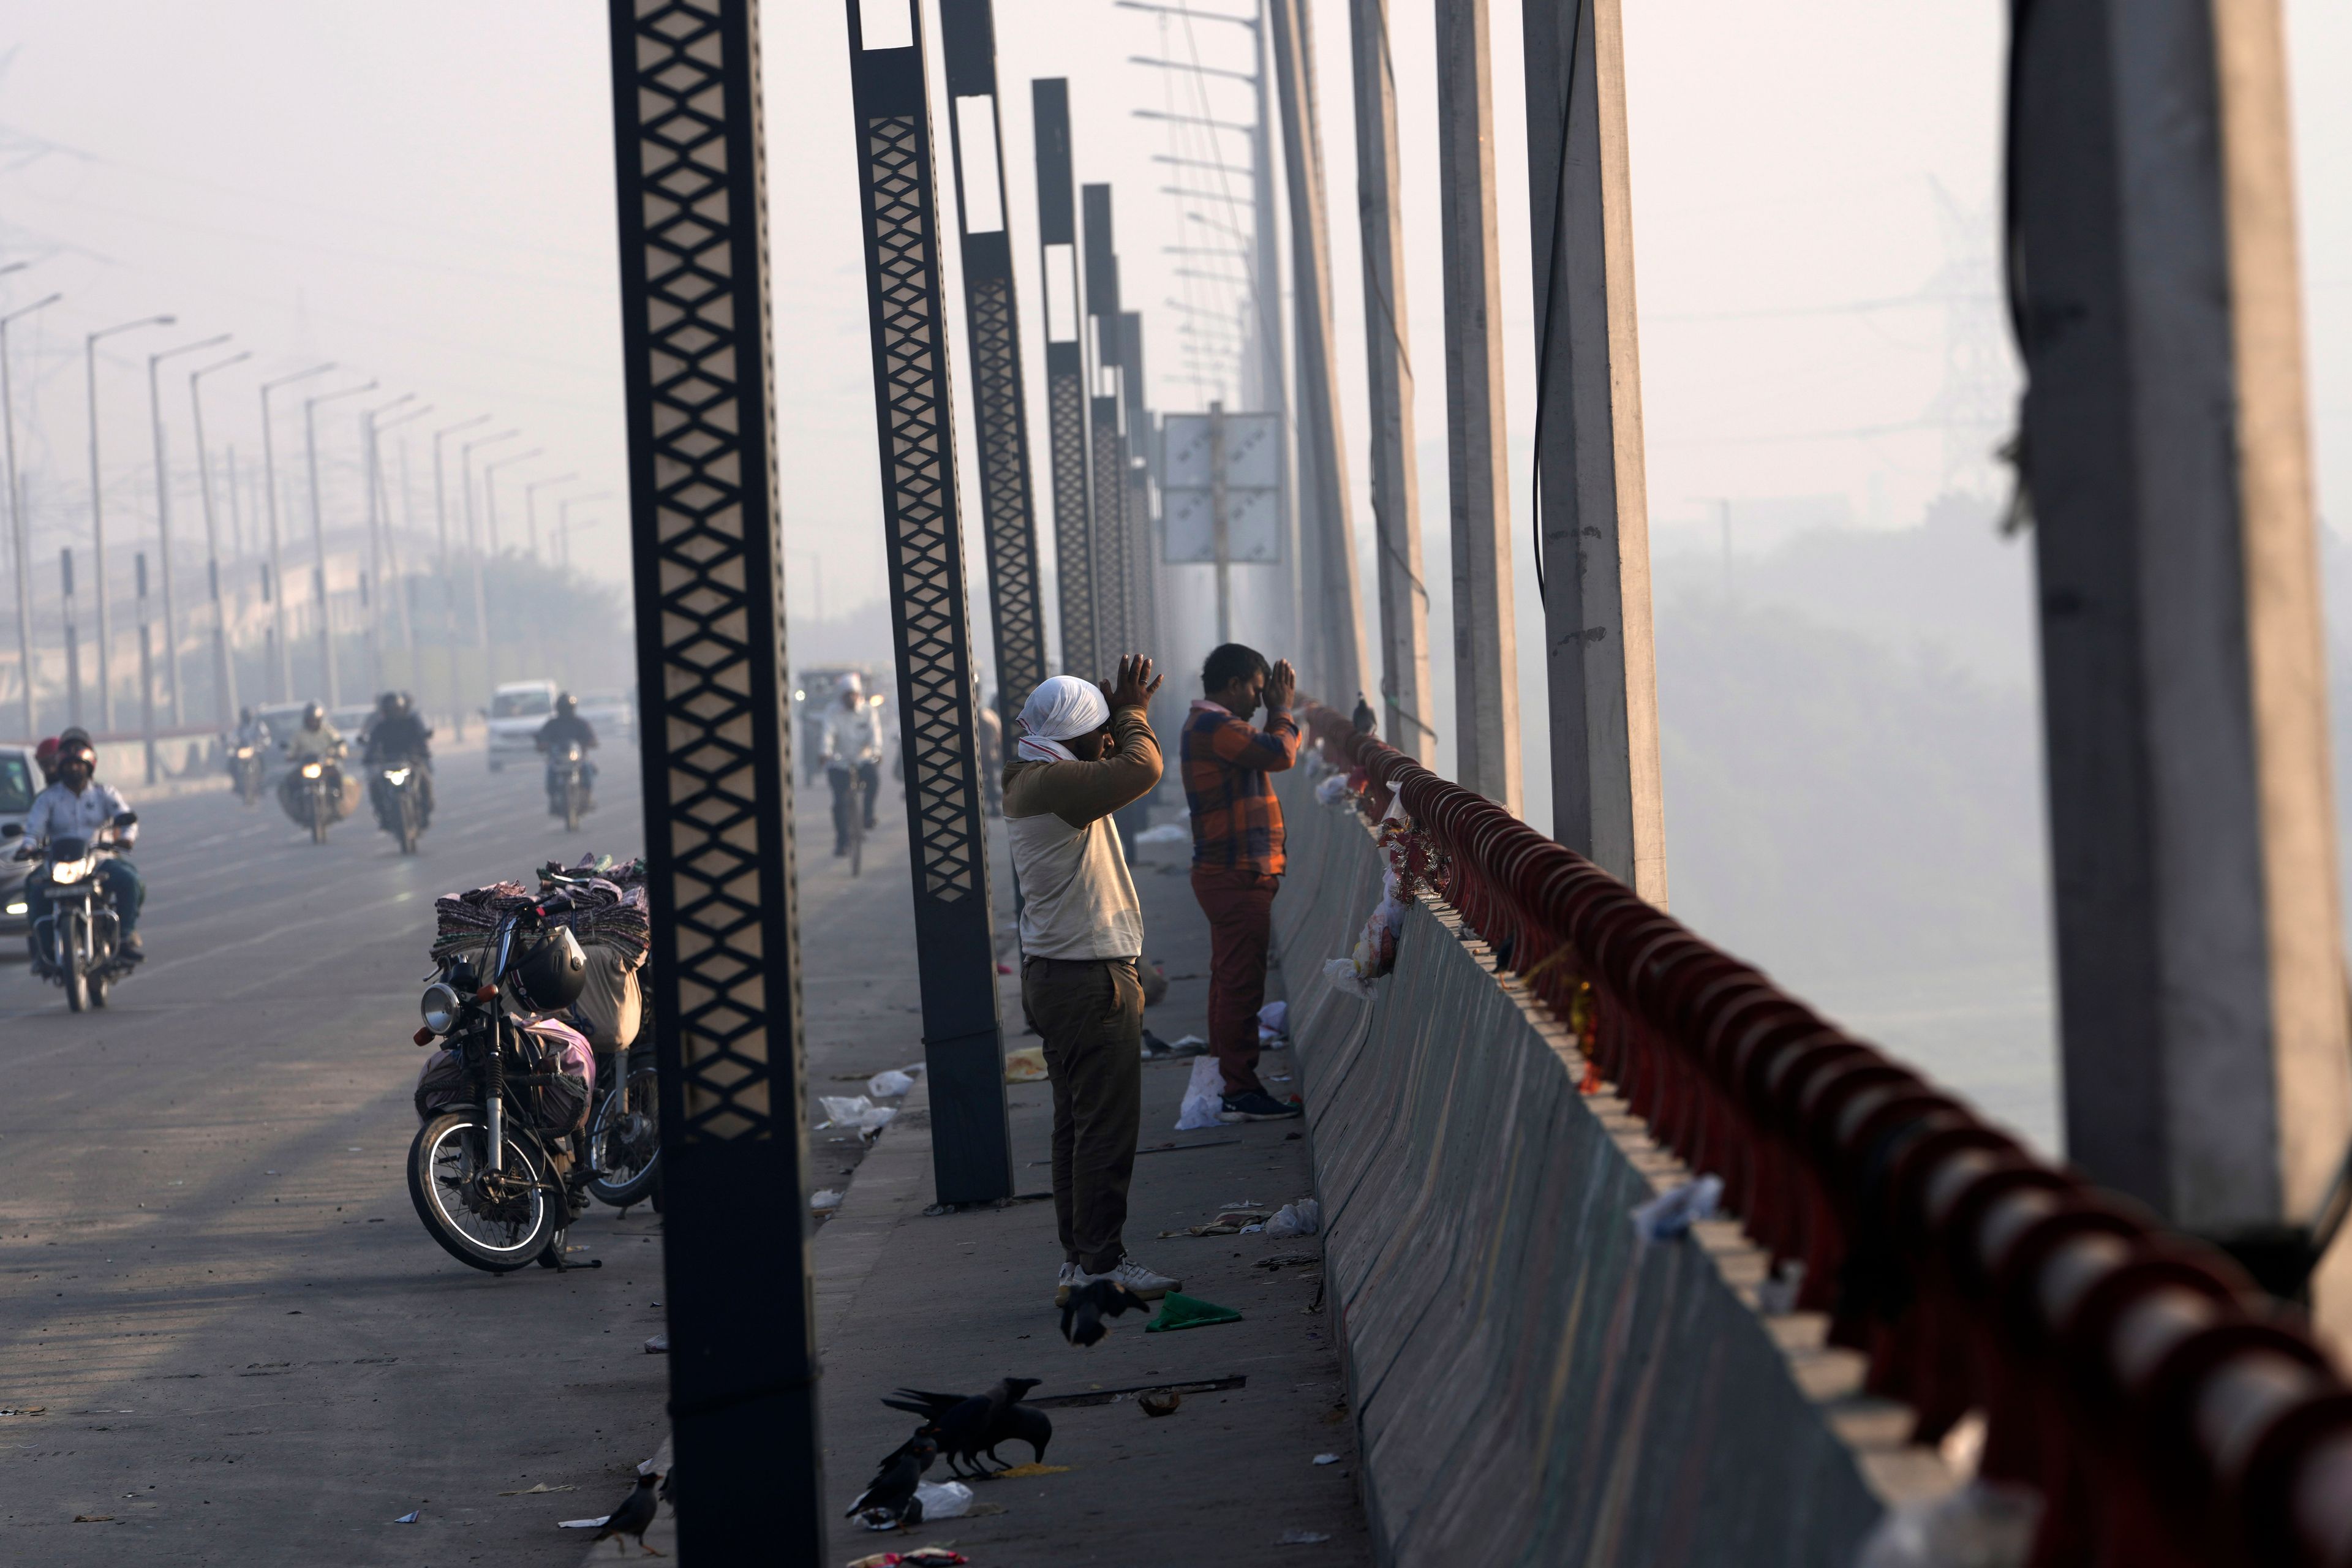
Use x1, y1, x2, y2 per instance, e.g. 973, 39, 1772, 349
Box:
0, 742, 917, 1562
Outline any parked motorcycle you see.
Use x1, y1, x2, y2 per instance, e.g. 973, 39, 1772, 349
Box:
406, 904, 599, 1273
3, 812, 138, 1012
374, 762, 426, 855
582, 1042, 662, 1210
550, 743, 590, 833
227, 743, 266, 805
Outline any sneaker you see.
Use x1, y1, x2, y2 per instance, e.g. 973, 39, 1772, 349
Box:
1054, 1262, 1080, 1306
119, 933, 145, 962
1077, 1258, 1181, 1302
1219, 1090, 1303, 1122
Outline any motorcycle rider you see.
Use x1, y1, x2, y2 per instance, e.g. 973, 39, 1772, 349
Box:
820, 673, 883, 856
363, 690, 436, 829
18, 737, 144, 965
225, 706, 269, 784
534, 693, 599, 815
278, 703, 347, 824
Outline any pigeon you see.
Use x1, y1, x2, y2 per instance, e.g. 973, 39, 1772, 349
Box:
985, 1401, 1053, 1467
592, 1471, 663, 1557
881, 1379, 1042, 1478
845, 1436, 935, 1522
1060, 1277, 1147, 1348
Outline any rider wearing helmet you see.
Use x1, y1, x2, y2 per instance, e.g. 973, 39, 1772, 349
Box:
819, 674, 884, 856
230, 706, 269, 750
363, 690, 436, 828
277, 703, 349, 825
18, 738, 145, 963
533, 693, 600, 815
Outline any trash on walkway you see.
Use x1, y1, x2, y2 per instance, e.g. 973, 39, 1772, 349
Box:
1141, 1030, 1207, 1058
1174, 1055, 1224, 1130
1138, 1390, 1182, 1417
1631, 1174, 1724, 1243
1158, 1207, 1271, 1238
1146, 1291, 1245, 1333
848, 1549, 970, 1567
1257, 1000, 1288, 1040
558, 1515, 610, 1529
643, 1333, 669, 1354
818, 1095, 899, 1133
867, 1069, 916, 1099
1062, 1278, 1149, 1346
498, 1482, 575, 1496
0, 1406, 46, 1417
1134, 821, 1189, 845
1255, 1252, 1319, 1270
72, 1515, 116, 1523
1312, 1453, 1340, 1466
992, 1462, 1070, 1479
1005, 1045, 1049, 1083
912, 1479, 974, 1520
1266, 1199, 1323, 1238
812, 1189, 845, 1211
1280, 1529, 1333, 1544
390, 1510, 421, 1523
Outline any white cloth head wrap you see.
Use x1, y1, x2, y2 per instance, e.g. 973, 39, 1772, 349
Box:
1017, 676, 1110, 763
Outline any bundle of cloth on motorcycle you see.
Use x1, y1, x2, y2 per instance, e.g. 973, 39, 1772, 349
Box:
415, 1016, 596, 1134
429, 868, 650, 1051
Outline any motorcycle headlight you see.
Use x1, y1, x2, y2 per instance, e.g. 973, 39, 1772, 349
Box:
420, 982, 462, 1036
50, 858, 90, 886
385, 767, 411, 786
301, 763, 323, 779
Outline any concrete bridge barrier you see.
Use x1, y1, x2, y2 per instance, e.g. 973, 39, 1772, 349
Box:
1276, 775, 1902, 1567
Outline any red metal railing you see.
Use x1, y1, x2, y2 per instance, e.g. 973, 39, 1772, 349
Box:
1300, 701, 2352, 1567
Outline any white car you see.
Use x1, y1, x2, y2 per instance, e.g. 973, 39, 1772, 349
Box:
1, 744, 33, 935
484, 680, 559, 772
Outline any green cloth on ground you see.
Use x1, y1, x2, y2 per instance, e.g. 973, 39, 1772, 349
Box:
1145, 1291, 1244, 1332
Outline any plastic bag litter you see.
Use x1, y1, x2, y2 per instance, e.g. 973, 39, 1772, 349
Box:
558, 1516, 609, 1528
1175, 1055, 1225, 1131
1257, 1000, 1288, 1038
817, 1095, 898, 1133
912, 1479, 974, 1520
1133, 821, 1189, 845
1005, 1044, 1049, 1082
811, 1189, 844, 1211
867, 1069, 916, 1099
1855, 1479, 2040, 1568
1266, 1199, 1322, 1238
1631, 1174, 1723, 1243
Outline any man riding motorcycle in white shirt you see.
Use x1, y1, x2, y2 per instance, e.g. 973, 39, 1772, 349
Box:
17, 738, 145, 963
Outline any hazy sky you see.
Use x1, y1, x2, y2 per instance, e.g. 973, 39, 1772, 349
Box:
0, 1, 2348, 797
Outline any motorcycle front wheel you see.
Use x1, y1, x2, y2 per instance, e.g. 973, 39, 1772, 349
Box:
407, 1111, 560, 1273
59, 909, 87, 1013
585, 1068, 662, 1208
309, 788, 329, 845
399, 793, 420, 854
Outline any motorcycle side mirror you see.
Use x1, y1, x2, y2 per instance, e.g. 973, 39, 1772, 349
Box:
0, 822, 20, 840
113, 811, 139, 828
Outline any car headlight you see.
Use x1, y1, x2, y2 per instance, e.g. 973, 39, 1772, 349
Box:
420, 982, 462, 1036
4, 900, 26, 916
301, 763, 323, 779
384, 767, 411, 786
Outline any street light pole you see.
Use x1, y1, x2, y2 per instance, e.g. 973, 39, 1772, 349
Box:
480, 448, 542, 686
459, 429, 519, 695
3, 292, 62, 743
148, 333, 233, 727
431, 416, 491, 736
522, 473, 576, 565
260, 363, 334, 703
557, 491, 611, 575
360, 394, 421, 695
190, 349, 254, 724
303, 379, 378, 707
86, 313, 175, 731
370, 402, 432, 694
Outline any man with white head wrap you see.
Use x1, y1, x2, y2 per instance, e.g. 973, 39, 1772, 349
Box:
820, 672, 885, 856
1003, 654, 1183, 1305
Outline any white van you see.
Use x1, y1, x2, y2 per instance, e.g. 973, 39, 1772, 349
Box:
485, 680, 559, 771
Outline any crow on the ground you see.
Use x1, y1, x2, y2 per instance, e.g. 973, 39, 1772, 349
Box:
984, 1401, 1052, 1468
592, 1471, 663, 1557
845, 1436, 935, 1523
881, 1378, 1042, 1477
1060, 1278, 1146, 1348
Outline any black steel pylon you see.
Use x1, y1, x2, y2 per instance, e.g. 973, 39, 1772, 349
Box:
1031, 79, 1097, 679
605, 0, 824, 1558
847, 0, 1014, 1207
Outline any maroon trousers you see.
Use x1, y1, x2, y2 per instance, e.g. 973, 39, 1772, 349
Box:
1191, 865, 1280, 1097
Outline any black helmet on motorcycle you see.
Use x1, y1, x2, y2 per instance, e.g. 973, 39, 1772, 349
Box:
55, 740, 96, 786
239, 706, 255, 724
301, 703, 324, 728
377, 690, 400, 716
509, 925, 588, 1013
554, 692, 578, 718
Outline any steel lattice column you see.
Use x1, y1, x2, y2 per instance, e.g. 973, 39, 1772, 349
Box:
1031, 81, 1096, 678
941, 0, 1047, 725
605, 0, 824, 1557
848, 0, 1014, 1207
1090, 395, 1133, 658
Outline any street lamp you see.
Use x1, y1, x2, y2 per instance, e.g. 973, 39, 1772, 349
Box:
260, 363, 334, 702
556, 491, 612, 575
303, 379, 378, 707
480, 448, 541, 688
148, 333, 233, 726
2, 291, 60, 743
522, 472, 578, 564
371, 401, 434, 680
430, 415, 491, 738
360, 393, 421, 693
189, 349, 253, 723
86, 312, 174, 729
459, 428, 520, 688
